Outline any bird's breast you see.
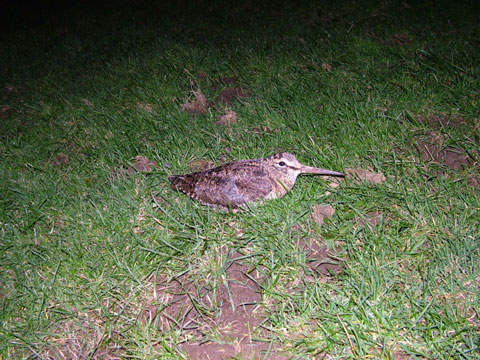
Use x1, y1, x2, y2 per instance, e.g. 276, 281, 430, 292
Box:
265, 178, 295, 199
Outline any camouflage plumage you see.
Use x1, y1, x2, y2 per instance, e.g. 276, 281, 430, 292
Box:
169, 152, 344, 211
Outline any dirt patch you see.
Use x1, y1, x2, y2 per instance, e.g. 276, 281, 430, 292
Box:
296, 237, 343, 276
136, 103, 154, 113
414, 132, 474, 170
467, 176, 480, 189
216, 87, 249, 106
364, 210, 381, 226
393, 351, 416, 360
215, 110, 237, 126
385, 33, 412, 47
0, 105, 12, 119
143, 252, 285, 359
51, 154, 69, 168
346, 168, 386, 184
311, 204, 335, 226
133, 155, 157, 172
251, 126, 279, 136
180, 89, 212, 115
410, 113, 479, 187
112, 155, 158, 177
187, 159, 216, 172
355, 210, 383, 228
415, 113, 470, 130
216, 76, 238, 86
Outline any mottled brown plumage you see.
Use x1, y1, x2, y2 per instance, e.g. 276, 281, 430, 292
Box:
169, 152, 345, 211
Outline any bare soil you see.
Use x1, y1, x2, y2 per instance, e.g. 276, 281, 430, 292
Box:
144, 252, 287, 359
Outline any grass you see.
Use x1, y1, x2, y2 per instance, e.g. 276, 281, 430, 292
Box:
1, 0, 479, 358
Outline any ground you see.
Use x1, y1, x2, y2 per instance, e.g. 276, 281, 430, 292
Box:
0, 0, 479, 359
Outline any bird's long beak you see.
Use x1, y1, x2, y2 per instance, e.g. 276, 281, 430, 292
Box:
298, 165, 345, 177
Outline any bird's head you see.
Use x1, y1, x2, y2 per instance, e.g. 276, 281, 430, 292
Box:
268, 152, 345, 182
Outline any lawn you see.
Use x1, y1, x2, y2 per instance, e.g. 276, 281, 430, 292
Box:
1, 0, 479, 359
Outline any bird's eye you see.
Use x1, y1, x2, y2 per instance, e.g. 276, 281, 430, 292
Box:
278, 161, 286, 167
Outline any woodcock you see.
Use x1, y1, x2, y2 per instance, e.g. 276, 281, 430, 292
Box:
169, 152, 345, 211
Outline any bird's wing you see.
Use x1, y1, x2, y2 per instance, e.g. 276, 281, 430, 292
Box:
169, 166, 273, 209
194, 176, 244, 208
232, 177, 273, 205
196, 174, 273, 208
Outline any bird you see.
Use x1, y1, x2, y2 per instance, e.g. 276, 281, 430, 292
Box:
168, 152, 345, 211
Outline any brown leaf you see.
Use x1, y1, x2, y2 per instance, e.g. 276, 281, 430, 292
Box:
134, 156, 157, 172
346, 168, 385, 184
215, 110, 237, 126
311, 204, 335, 225
180, 89, 210, 115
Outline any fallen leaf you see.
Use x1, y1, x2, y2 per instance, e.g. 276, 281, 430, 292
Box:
134, 156, 157, 172
180, 89, 210, 115
311, 204, 335, 225
346, 168, 385, 184
215, 110, 237, 126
